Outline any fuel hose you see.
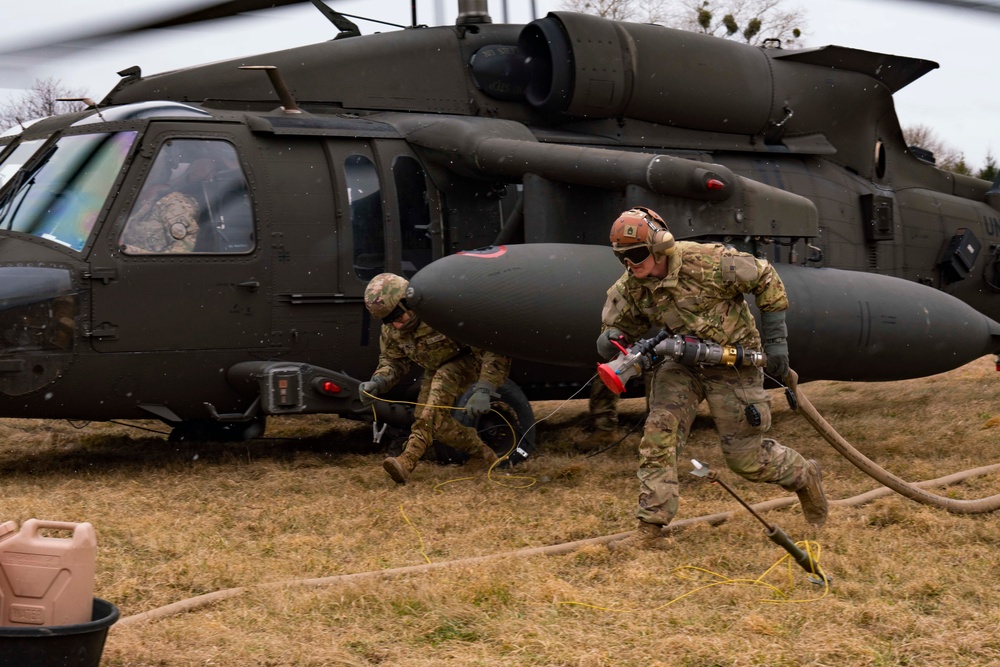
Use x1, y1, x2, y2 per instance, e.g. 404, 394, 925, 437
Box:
787, 369, 1000, 514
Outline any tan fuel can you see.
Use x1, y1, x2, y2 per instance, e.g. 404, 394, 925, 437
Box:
0, 520, 97, 627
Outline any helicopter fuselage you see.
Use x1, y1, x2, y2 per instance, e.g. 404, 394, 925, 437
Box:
0, 12, 997, 432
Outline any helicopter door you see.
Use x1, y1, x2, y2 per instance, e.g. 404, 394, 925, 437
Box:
89, 133, 266, 352
371, 143, 443, 278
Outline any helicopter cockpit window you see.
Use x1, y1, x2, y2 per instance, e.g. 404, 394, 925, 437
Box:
347, 154, 385, 281
119, 139, 254, 255
393, 156, 433, 278
0, 131, 137, 252
0, 138, 46, 188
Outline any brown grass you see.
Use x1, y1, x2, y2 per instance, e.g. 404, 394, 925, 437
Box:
3, 357, 1000, 666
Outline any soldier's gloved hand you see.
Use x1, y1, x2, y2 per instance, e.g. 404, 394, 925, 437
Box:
761, 311, 790, 380
359, 377, 387, 406
465, 382, 497, 418
597, 328, 628, 360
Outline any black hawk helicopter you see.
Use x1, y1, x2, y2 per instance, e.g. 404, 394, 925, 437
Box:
0, 0, 997, 447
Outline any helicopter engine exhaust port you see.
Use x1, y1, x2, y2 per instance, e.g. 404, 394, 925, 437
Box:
515, 12, 775, 133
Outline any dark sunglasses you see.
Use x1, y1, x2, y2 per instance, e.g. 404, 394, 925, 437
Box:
613, 244, 651, 266
382, 301, 408, 325
382, 301, 406, 324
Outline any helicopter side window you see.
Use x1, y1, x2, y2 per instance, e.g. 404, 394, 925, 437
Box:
346, 154, 385, 281
393, 155, 433, 278
120, 139, 254, 255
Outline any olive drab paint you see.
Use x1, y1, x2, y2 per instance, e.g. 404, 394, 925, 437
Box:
0, 1, 996, 439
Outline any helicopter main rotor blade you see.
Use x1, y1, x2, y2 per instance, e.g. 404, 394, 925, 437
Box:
897, 0, 1000, 12
0, 0, 315, 59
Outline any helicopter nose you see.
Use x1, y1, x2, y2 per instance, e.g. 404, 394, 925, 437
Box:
0, 265, 78, 397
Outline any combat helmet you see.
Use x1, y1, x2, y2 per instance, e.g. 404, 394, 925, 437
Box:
609, 207, 675, 265
364, 273, 410, 321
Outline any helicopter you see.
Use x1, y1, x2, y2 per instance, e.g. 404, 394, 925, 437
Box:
0, 0, 997, 449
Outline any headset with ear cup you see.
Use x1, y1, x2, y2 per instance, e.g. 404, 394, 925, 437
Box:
609, 206, 675, 263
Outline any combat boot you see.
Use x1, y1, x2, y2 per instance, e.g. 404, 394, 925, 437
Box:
383, 449, 420, 484
607, 520, 666, 552
794, 459, 829, 527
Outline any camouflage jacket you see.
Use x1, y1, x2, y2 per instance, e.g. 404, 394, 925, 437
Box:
121, 191, 200, 254
373, 320, 511, 391
601, 241, 788, 349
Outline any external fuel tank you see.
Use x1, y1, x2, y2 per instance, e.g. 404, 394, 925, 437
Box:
407, 244, 1000, 382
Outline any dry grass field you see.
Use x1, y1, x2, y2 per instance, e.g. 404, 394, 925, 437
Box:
3, 356, 1000, 666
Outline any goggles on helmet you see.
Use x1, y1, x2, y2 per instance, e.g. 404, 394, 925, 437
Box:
613, 244, 651, 266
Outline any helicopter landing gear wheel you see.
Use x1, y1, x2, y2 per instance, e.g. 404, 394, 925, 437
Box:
433, 379, 535, 465
167, 416, 267, 443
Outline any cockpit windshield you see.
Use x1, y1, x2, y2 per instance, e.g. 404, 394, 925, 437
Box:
0, 138, 46, 188
0, 131, 136, 251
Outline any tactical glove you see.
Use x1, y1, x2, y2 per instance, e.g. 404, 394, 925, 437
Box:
359, 376, 388, 406
597, 328, 627, 360
465, 382, 497, 418
761, 310, 790, 380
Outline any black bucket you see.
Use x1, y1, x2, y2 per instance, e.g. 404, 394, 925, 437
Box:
0, 598, 118, 667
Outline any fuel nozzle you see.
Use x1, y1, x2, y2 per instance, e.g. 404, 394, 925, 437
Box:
690, 459, 830, 586
597, 330, 765, 394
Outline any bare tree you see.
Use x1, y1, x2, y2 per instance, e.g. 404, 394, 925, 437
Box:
903, 124, 968, 174
566, 0, 639, 20
559, 0, 805, 46
0, 77, 89, 131
673, 0, 803, 45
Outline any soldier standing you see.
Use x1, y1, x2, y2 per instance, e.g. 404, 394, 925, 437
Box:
360, 273, 512, 484
597, 207, 828, 549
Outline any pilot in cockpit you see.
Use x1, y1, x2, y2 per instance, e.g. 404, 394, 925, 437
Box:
119, 157, 214, 254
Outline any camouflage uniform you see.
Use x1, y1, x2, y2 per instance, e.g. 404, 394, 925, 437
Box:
121, 191, 200, 254
601, 240, 813, 526
372, 320, 511, 467
589, 380, 619, 433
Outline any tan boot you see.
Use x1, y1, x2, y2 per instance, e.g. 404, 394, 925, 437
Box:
794, 459, 829, 527
383, 450, 420, 484
607, 520, 666, 552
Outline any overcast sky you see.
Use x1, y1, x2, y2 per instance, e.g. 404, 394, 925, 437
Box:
1, 0, 996, 169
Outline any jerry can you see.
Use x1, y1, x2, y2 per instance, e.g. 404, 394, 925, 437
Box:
0, 520, 97, 627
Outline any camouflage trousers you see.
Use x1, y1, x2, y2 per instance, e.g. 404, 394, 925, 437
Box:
589, 380, 620, 431
405, 353, 488, 460
636, 361, 811, 526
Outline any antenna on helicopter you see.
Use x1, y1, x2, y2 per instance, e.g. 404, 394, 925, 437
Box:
239, 66, 302, 114
57, 97, 105, 121
308, 0, 360, 39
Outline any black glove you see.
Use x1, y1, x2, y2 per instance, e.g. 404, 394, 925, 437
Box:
465, 382, 497, 418
761, 311, 790, 380
358, 376, 387, 406
597, 328, 627, 360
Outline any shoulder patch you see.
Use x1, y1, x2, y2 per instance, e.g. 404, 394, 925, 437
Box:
722, 254, 758, 282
